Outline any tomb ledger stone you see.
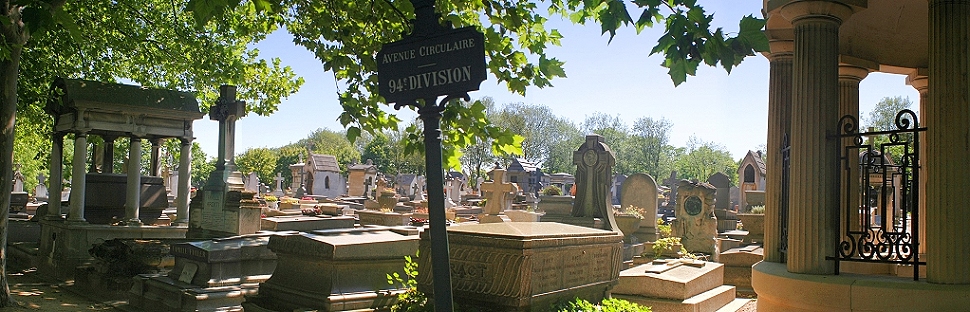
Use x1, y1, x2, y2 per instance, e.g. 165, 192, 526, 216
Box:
417, 222, 622, 311
672, 180, 718, 258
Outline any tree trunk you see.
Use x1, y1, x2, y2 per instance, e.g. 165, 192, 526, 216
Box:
0, 3, 24, 307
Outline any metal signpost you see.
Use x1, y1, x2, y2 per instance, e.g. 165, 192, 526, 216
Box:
377, 0, 487, 310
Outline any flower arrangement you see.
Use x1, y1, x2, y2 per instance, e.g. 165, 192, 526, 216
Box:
264, 195, 278, 202
614, 205, 645, 219
540, 185, 563, 196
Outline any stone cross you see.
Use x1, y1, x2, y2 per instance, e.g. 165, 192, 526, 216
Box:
480, 167, 517, 217
209, 85, 246, 171
244, 172, 259, 192
572, 134, 619, 232
273, 172, 285, 197
34, 173, 48, 199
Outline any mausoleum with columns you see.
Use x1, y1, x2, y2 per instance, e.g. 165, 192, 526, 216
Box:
754, 0, 970, 310
39, 78, 202, 278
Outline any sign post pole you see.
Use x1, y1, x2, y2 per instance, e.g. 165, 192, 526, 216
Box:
377, 0, 487, 309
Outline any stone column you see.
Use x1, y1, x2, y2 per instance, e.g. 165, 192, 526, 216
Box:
174, 138, 192, 225
102, 136, 115, 174
47, 133, 63, 220
125, 137, 143, 226
67, 132, 88, 223
906, 72, 928, 255
926, 0, 970, 284
838, 64, 868, 240
780, 0, 854, 274
150, 138, 162, 176
763, 37, 793, 264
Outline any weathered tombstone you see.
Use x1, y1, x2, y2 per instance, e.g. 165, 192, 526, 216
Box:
34, 173, 48, 201
189, 85, 255, 239
572, 134, 619, 232
414, 175, 426, 200
479, 166, 517, 223
707, 172, 737, 233
621, 173, 660, 242
448, 178, 463, 203
671, 180, 718, 258
12, 165, 24, 192
612, 173, 627, 205
243, 172, 259, 193
272, 172, 285, 197
243, 228, 420, 311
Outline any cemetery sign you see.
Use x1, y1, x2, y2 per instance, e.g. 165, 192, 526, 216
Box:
378, 27, 486, 103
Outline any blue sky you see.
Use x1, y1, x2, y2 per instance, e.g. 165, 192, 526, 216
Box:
192, 1, 919, 162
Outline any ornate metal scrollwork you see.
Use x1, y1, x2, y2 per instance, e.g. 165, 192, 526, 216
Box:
832, 110, 925, 280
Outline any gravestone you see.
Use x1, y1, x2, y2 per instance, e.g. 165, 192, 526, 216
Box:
707, 172, 737, 233
272, 172, 284, 197
479, 166, 517, 223
243, 228, 420, 311
448, 178, 463, 203
672, 180, 718, 258
414, 175, 426, 200
244, 172, 259, 193
572, 134, 619, 231
612, 173, 627, 205
34, 173, 48, 201
621, 173, 660, 242
12, 166, 24, 192
191, 85, 248, 239
417, 222, 622, 310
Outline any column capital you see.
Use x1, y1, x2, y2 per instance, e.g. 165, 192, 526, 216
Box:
780, 0, 860, 24
766, 39, 795, 61
838, 64, 870, 81
906, 70, 928, 93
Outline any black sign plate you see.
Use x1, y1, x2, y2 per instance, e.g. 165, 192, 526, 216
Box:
377, 27, 487, 104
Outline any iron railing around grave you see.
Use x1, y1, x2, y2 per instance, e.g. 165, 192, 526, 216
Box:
831, 109, 925, 280
779, 133, 790, 262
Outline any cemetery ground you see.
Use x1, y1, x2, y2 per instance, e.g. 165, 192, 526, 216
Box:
3, 263, 122, 311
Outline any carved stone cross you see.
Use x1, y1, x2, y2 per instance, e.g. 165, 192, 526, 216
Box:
209, 85, 246, 170
480, 167, 517, 215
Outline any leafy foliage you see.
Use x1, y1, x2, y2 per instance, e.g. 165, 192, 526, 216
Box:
184, 0, 766, 170
387, 253, 433, 312
554, 297, 652, 312
235, 147, 279, 184
674, 136, 738, 182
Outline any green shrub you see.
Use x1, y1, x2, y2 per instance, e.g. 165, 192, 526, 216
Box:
387, 253, 432, 312
555, 297, 652, 312
541, 185, 563, 196
657, 218, 672, 238
651, 237, 684, 259
749, 205, 765, 214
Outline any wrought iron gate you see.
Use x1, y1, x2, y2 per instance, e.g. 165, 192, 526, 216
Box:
833, 109, 925, 280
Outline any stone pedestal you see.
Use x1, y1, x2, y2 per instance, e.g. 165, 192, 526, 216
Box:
244, 228, 419, 311
37, 221, 187, 280
418, 222, 622, 311
188, 190, 261, 239
720, 245, 763, 295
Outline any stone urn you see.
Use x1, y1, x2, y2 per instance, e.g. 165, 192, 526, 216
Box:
378, 189, 398, 211
614, 214, 643, 239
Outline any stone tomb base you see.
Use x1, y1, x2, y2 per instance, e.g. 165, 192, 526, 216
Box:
38, 220, 187, 280
612, 259, 738, 312
418, 222, 623, 311
260, 215, 355, 231
244, 228, 419, 311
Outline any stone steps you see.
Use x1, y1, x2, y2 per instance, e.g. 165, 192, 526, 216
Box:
613, 260, 738, 312
715, 298, 754, 312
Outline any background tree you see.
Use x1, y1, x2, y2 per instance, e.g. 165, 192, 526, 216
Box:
235, 147, 279, 184
863, 96, 914, 164
674, 136, 738, 182
628, 116, 675, 178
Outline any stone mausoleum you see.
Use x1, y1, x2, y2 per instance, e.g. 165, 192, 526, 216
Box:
755, 0, 970, 310
39, 78, 202, 278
